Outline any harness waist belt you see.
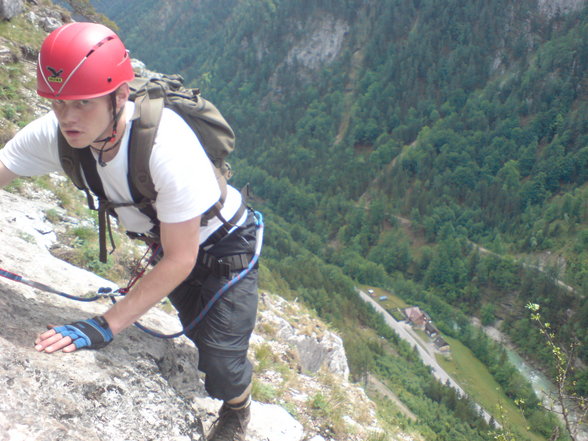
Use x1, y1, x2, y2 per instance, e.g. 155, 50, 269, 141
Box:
201, 201, 247, 248
198, 252, 254, 278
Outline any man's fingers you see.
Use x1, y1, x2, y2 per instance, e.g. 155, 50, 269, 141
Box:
34, 331, 73, 353
44, 341, 73, 353
33, 317, 112, 352
41, 336, 74, 353
34, 331, 62, 351
62, 343, 78, 353
35, 328, 57, 345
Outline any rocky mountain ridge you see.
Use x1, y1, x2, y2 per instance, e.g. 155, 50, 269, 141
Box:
538, 0, 586, 18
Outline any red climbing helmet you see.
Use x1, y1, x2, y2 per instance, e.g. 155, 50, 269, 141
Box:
37, 22, 135, 100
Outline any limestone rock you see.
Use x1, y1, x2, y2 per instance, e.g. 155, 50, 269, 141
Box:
251, 294, 382, 440
0, 42, 17, 64
248, 402, 304, 441
257, 294, 350, 379
0, 191, 205, 441
0, 189, 305, 441
24, 3, 67, 32
0, 0, 22, 20
537, 0, 587, 18
285, 14, 349, 71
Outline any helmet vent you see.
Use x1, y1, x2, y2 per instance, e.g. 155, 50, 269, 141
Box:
86, 36, 115, 58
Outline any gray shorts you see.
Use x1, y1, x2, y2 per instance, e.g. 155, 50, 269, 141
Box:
168, 210, 259, 401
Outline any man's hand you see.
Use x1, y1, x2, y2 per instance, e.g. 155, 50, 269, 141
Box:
35, 316, 113, 353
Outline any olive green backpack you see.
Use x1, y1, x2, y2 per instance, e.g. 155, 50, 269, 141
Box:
58, 74, 240, 262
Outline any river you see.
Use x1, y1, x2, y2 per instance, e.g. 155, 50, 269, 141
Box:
360, 288, 587, 439
475, 320, 587, 441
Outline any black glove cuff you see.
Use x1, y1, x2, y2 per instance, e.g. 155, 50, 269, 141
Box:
93, 315, 111, 331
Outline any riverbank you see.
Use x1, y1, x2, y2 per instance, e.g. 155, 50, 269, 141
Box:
471, 318, 588, 441
471, 317, 561, 401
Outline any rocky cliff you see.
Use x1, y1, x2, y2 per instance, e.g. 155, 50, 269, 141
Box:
537, 0, 587, 18
0, 182, 385, 441
0, 175, 390, 441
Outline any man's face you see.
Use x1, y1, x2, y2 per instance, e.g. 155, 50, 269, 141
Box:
51, 95, 112, 148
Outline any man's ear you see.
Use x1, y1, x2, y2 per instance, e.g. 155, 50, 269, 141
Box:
115, 83, 130, 111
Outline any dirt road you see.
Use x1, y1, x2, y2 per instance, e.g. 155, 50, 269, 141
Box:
357, 289, 498, 426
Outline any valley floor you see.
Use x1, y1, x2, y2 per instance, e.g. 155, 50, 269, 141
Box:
356, 289, 497, 425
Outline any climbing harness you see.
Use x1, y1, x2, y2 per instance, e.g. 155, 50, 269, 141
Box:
0, 211, 264, 339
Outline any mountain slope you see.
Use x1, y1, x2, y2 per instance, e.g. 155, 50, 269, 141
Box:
0, 184, 388, 441
0, 4, 395, 441
5, 0, 588, 439
93, 1, 588, 439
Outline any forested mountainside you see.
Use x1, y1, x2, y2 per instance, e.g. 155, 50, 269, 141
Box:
97, 0, 588, 371
2, 0, 586, 439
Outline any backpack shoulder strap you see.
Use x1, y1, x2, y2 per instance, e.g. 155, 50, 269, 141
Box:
128, 83, 165, 202
58, 129, 114, 263
57, 129, 105, 209
127, 76, 237, 235
57, 130, 86, 191
128, 81, 228, 225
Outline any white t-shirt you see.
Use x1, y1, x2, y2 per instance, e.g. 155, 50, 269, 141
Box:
0, 101, 244, 244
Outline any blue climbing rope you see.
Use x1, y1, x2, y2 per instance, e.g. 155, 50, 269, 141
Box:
0, 268, 118, 302
0, 211, 264, 339
119, 211, 264, 339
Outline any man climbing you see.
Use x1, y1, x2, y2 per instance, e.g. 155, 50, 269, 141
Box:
0, 22, 257, 441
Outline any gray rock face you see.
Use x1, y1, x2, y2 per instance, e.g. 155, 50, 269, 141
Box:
25, 5, 66, 32
0, 188, 307, 441
289, 330, 350, 380
285, 14, 349, 70
257, 295, 350, 379
0, 192, 206, 441
0, 0, 23, 20
0, 41, 17, 64
537, 0, 587, 18
0, 334, 205, 441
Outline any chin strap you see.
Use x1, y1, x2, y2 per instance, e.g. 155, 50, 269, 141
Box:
91, 93, 125, 166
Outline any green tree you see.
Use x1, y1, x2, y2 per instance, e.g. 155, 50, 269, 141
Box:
527, 303, 588, 441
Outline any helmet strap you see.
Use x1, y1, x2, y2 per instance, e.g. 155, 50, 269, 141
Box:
92, 93, 125, 167
94, 136, 123, 167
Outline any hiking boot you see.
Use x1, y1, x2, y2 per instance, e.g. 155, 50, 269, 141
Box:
207, 401, 251, 441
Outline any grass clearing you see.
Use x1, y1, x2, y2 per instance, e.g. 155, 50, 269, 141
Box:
361, 285, 409, 309
437, 335, 547, 441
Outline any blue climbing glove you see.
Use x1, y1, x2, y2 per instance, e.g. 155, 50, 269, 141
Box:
53, 316, 113, 350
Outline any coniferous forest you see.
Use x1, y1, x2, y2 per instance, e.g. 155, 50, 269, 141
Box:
86, 0, 588, 439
